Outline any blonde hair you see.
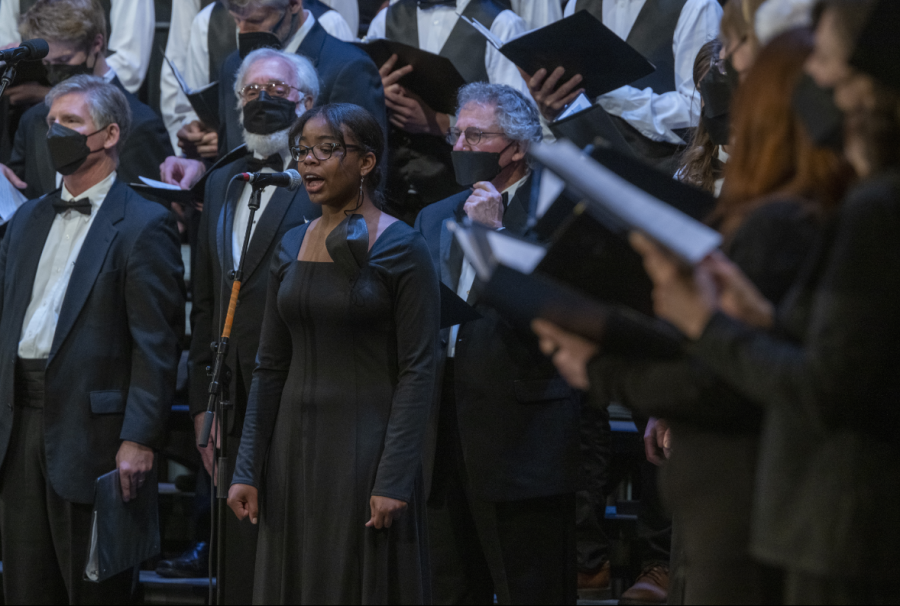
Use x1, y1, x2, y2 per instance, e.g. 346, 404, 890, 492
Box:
18, 0, 107, 52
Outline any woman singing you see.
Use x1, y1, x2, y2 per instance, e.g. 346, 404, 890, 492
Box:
228, 104, 439, 604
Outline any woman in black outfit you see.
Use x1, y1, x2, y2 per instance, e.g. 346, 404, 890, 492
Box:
629, 1, 900, 603
535, 29, 851, 605
228, 104, 440, 604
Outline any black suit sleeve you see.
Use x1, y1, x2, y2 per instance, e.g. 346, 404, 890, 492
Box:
119, 210, 186, 448
188, 192, 218, 417
231, 238, 297, 488
330, 54, 388, 135
6, 116, 36, 199
372, 233, 439, 502
687, 176, 900, 433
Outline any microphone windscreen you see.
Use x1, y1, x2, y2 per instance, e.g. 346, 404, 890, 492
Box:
285, 169, 303, 191
21, 39, 49, 60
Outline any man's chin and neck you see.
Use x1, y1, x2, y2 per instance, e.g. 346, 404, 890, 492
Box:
243, 128, 291, 159
491, 161, 528, 194
63, 155, 117, 198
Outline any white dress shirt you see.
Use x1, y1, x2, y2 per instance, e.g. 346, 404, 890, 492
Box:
18, 171, 117, 360
447, 173, 529, 358
320, 0, 360, 37
510, 0, 563, 30
160, 0, 201, 150
563, 0, 722, 144
173, 8, 353, 134
367, 0, 531, 100
231, 151, 292, 270
0, 0, 154, 93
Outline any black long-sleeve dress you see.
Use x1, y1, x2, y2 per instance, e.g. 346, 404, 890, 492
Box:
686, 173, 900, 602
232, 214, 440, 604
587, 198, 821, 604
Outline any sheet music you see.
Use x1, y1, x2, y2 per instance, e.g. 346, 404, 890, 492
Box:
555, 93, 593, 121
0, 172, 27, 224
530, 140, 722, 264
163, 53, 217, 95
139, 176, 183, 191
457, 15, 504, 49
485, 230, 547, 274
536, 170, 566, 219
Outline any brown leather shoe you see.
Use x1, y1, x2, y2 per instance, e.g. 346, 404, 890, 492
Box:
619, 564, 668, 604
578, 560, 611, 597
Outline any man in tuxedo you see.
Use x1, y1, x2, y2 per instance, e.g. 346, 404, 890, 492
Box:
414, 83, 581, 604
0, 0, 173, 200
175, 48, 321, 603
0, 75, 184, 604
217, 0, 386, 155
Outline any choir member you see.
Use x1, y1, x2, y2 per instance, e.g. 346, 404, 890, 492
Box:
0, 0, 173, 200
414, 82, 581, 604
228, 103, 438, 603
0, 75, 185, 604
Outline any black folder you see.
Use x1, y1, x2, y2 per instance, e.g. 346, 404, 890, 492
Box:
440, 282, 481, 329
461, 10, 655, 99
84, 468, 160, 583
130, 143, 249, 204
550, 103, 634, 155
163, 53, 220, 131
354, 39, 466, 115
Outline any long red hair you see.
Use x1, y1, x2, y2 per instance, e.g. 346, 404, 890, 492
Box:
715, 28, 852, 236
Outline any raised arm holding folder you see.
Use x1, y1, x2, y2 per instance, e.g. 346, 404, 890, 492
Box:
130, 144, 248, 204
354, 39, 466, 115
459, 10, 655, 99
163, 53, 220, 131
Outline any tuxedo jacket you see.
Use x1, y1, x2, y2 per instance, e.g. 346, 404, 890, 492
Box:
0, 180, 185, 504
218, 18, 387, 156
414, 173, 581, 502
188, 155, 321, 430
7, 76, 174, 200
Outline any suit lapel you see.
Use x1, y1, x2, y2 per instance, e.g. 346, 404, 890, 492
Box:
439, 199, 466, 289
502, 173, 534, 234
297, 19, 326, 69
239, 186, 294, 282
48, 180, 126, 363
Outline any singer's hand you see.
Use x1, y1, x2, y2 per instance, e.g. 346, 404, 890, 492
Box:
228, 484, 259, 524
463, 182, 504, 229
177, 120, 219, 159
365, 495, 408, 529
520, 67, 585, 122
0, 163, 27, 189
160, 156, 205, 190
116, 441, 154, 503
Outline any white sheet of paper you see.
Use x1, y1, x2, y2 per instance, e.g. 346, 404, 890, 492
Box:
484, 230, 547, 274
139, 176, 183, 191
536, 170, 566, 219
530, 140, 722, 264
457, 15, 504, 49
0, 172, 27, 224
555, 93, 593, 121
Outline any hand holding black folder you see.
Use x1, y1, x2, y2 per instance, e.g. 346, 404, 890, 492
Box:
130, 144, 248, 204
163, 53, 220, 131
84, 468, 160, 583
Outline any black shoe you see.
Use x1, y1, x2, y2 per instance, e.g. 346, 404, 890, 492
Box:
155, 542, 210, 578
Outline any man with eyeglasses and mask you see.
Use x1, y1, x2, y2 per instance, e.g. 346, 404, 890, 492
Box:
0, 0, 173, 202
170, 48, 321, 603
0, 74, 184, 605
160, 0, 386, 190
414, 82, 581, 605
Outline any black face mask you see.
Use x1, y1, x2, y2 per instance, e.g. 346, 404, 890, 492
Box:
242, 90, 297, 135
46, 122, 104, 175
451, 143, 515, 187
698, 62, 735, 146
238, 8, 292, 58
45, 51, 97, 86
793, 73, 844, 151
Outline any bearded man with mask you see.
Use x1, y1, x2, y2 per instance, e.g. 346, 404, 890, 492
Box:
413, 82, 581, 605
0, 0, 173, 201
179, 48, 321, 604
0, 74, 184, 604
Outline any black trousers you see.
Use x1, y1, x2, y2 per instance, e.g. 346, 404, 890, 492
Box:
0, 359, 133, 605
427, 362, 577, 605
218, 434, 258, 605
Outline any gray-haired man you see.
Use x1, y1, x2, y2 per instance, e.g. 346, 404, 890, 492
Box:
414, 82, 581, 604
0, 75, 185, 603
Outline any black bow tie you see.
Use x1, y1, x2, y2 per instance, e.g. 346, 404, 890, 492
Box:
247, 153, 284, 173
418, 0, 456, 7
52, 197, 92, 216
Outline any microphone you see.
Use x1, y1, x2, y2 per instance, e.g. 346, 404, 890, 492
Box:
0, 39, 50, 64
237, 168, 303, 191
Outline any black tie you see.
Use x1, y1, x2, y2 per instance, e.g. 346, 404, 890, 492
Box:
52, 197, 92, 216
418, 0, 456, 8
501, 191, 509, 210
247, 153, 284, 173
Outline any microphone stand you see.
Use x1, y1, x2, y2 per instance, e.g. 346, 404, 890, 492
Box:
0, 64, 16, 99
198, 181, 264, 605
